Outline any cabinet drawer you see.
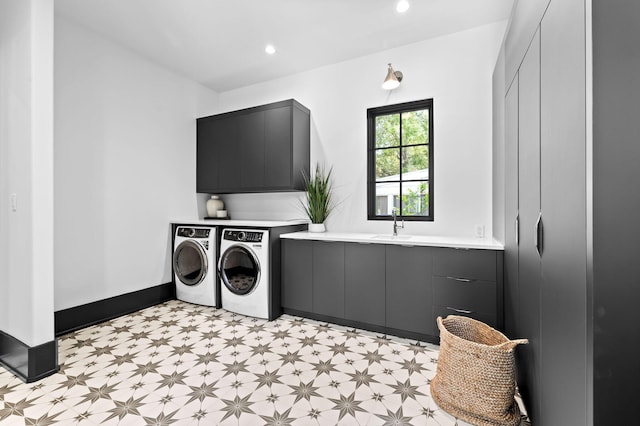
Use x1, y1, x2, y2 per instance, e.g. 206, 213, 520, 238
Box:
432, 305, 497, 330
433, 248, 497, 281
432, 276, 496, 315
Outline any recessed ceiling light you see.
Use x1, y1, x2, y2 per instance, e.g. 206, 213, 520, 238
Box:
396, 0, 410, 13
265, 44, 276, 55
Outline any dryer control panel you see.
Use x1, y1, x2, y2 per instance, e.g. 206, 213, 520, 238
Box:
223, 230, 264, 243
176, 227, 211, 238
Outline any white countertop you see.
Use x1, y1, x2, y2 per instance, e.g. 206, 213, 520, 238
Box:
280, 231, 504, 250
172, 218, 309, 228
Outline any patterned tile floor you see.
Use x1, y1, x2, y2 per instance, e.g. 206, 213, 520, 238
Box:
0, 300, 529, 425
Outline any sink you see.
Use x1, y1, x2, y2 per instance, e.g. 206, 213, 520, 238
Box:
371, 234, 413, 241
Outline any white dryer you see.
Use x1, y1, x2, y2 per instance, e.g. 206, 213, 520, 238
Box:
218, 228, 270, 319
173, 226, 217, 307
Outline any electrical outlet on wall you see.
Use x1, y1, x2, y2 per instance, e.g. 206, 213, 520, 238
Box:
475, 224, 485, 238
10, 193, 17, 212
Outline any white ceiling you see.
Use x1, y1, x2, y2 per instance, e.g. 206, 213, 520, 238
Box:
54, 0, 514, 92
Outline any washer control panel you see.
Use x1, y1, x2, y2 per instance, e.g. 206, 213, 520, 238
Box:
223, 230, 264, 243
176, 227, 211, 238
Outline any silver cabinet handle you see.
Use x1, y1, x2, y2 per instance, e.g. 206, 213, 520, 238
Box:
446, 307, 473, 314
515, 213, 520, 245
534, 212, 543, 257
446, 276, 474, 283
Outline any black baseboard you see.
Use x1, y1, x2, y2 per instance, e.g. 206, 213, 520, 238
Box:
0, 331, 58, 383
55, 282, 176, 336
282, 308, 439, 345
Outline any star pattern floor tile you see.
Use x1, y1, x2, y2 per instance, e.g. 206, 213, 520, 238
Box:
0, 300, 530, 425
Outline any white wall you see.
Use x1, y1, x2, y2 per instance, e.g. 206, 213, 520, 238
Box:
54, 18, 218, 310
53, 18, 504, 311
0, 0, 55, 346
217, 22, 506, 238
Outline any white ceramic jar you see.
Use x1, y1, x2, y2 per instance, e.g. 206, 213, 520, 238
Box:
206, 195, 224, 218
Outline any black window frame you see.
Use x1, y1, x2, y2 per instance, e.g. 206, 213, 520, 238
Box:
367, 98, 434, 221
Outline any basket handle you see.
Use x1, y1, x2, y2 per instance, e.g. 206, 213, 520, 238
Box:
436, 316, 445, 331
496, 339, 529, 350
436, 316, 528, 350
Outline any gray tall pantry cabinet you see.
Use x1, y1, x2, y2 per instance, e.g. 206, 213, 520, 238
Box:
495, 0, 640, 423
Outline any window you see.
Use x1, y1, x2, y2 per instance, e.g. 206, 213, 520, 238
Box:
367, 99, 433, 221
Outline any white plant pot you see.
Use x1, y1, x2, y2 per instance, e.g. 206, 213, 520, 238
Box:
308, 223, 326, 233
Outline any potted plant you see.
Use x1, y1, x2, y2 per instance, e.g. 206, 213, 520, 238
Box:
301, 163, 334, 232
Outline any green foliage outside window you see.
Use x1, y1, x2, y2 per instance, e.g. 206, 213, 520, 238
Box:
375, 110, 429, 179
402, 182, 429, 216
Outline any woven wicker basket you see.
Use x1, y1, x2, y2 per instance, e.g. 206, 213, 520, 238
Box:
430, 315, 528, 426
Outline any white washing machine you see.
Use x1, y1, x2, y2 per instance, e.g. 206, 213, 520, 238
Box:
173, 226, 217, 307
218, 228, 270, 319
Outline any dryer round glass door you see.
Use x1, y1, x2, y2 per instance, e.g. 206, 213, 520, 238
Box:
173, 240, 208, 286
219, 246, 261, 295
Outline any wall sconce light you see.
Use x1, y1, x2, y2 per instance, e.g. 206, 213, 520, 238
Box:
382, 63, 403, 90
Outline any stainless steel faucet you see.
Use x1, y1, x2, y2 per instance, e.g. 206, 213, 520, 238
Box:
392, 207, 404, 236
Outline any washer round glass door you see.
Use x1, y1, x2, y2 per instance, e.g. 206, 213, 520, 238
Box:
173, 240, 208, 286
219, 245, 261, 295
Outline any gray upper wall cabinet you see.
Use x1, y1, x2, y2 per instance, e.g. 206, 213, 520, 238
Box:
196, 99, 310, 194
496, 0, 640, 423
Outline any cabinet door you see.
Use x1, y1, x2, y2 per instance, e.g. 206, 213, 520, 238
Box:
517, 27, 542, 424
540, 1, 587, 423
281, 240, 313, 312
385, 245, 433, 335
345, 243, 385, 326
265, 106, 293, 189
504, 77, 519, 339
239, 111, 265, 190
196, 117, 219, 192
312, 241, 345, 318
291, 105, 310, 191
216, 115, 242, 191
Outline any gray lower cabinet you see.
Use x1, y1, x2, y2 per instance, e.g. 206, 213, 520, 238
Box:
345, 243, 385, 327
385, 245, 433, 336
281, 238, 503, 341
281, 239, 312, 312
312, 241, 345, 318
